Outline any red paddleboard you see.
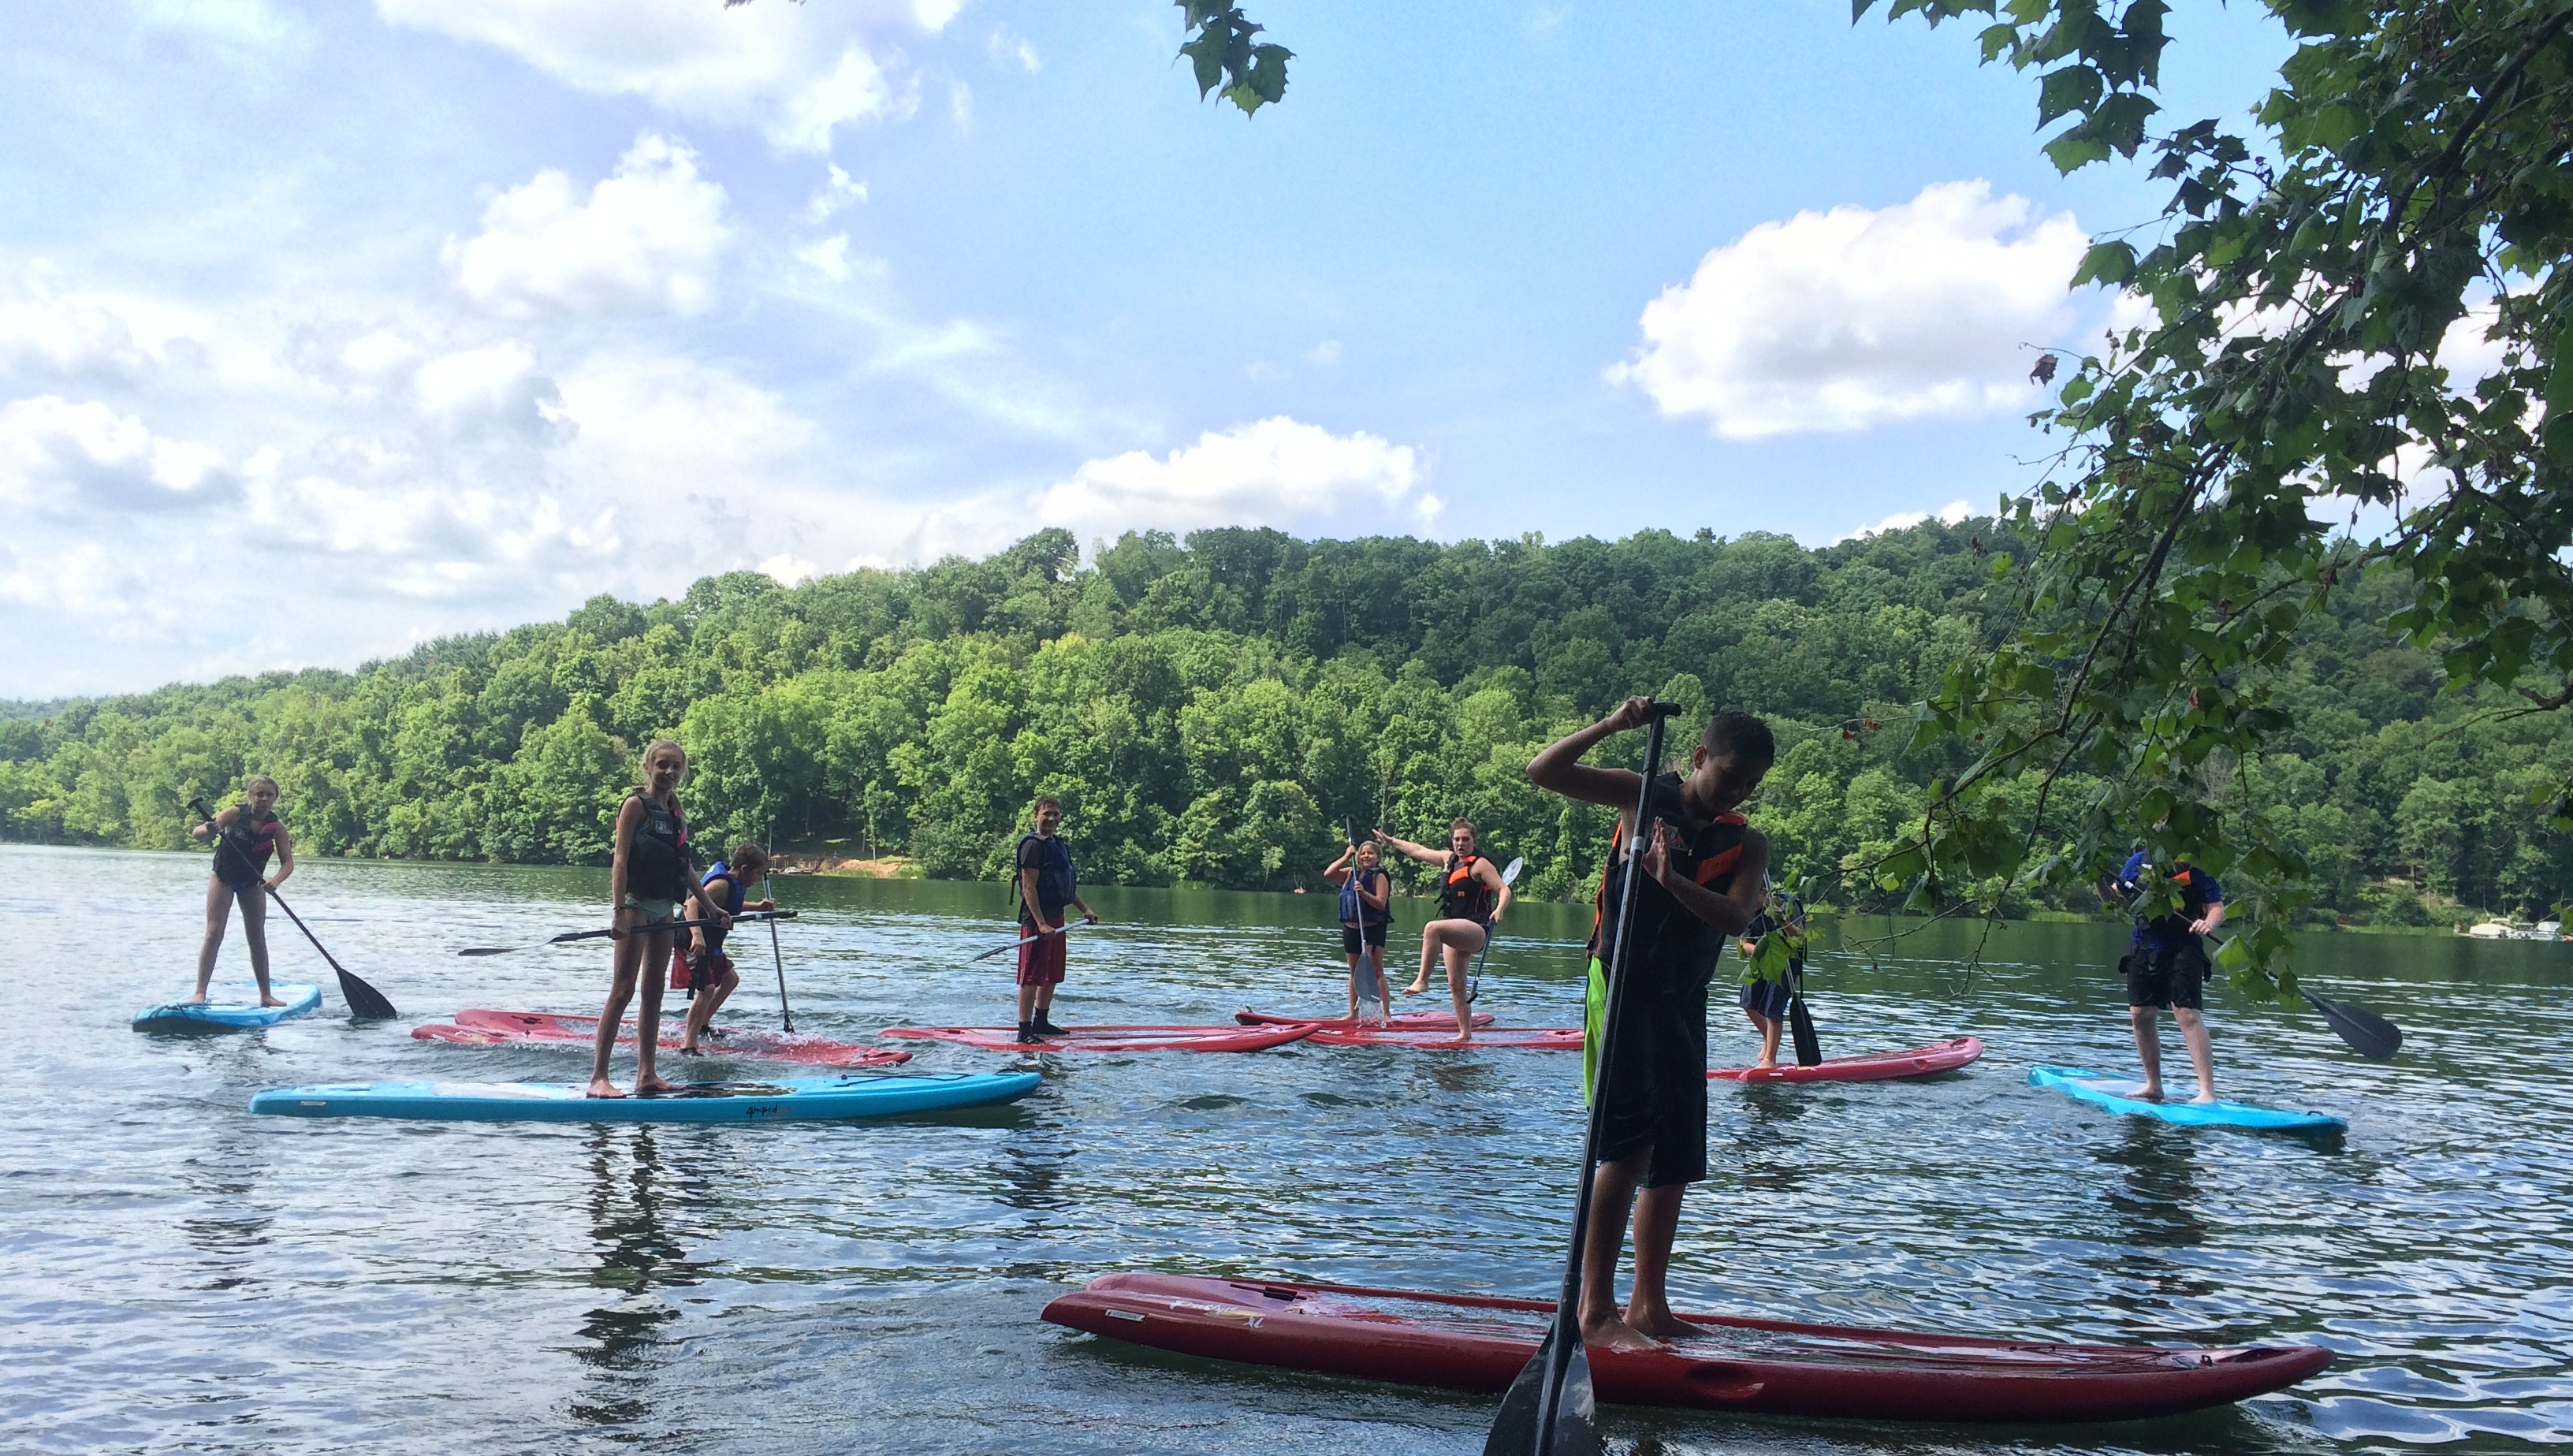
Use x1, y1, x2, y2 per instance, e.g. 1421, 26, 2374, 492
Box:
1711, 1036, 1983, 1083
1041, 1272, 2333, 1423
424, 1009, 911, 1069
1303, 1026, 1582, 1050
1235, 1009, 1494, 1029
879, 1023, 1316, 1053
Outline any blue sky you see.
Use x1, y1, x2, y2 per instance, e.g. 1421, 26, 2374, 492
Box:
0, 1, 2296, 697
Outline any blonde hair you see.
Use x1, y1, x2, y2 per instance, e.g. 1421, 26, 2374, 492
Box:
639, 739, 687, 787
243, 774, 279, 796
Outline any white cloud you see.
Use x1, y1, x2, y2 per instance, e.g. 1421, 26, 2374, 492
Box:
948, 80, 974, 132
553, 349, 817, 511
802, 164, 868, 225
759, 552, 818, 586
0, 396, 235, 512
1842, 499, 1971, 542
449, 134, 731, 318
1305, 340, 1344, 367
0, 274, 168, 384
1608, 180, 2090, 439
1034, 417, 1428, 540
377, 0, 939, 153
414, 341, 564, 439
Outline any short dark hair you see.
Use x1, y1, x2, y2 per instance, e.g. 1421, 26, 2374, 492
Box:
732, 843, 772, 874
1701, 710, 1775, 765
1032, 795, 1062, 816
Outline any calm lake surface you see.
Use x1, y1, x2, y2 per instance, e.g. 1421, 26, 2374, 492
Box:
5, 844, 2568, 1454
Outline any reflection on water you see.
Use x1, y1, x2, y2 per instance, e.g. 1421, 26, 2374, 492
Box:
2, 847, 2570, 1454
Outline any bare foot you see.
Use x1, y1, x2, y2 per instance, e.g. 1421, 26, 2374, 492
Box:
1749, 1057, 1778, 1071
1578, 1313, 1666, 1352
1399, 981, 1428, 996
678, 1043, 702, 1056
635, 1075, 679, 1095
586, 1078, 625, 1099
1626, 1308, 1702, 1340
2134, 1082, 2165, 1101
261, 996, 288, 1007
2189, 1089, 2221, 1105
183, 995, 209, 1005
1448, 1032, 1473, 1046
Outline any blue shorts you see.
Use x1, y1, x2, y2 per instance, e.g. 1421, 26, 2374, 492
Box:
1739, 975, 1793, 1021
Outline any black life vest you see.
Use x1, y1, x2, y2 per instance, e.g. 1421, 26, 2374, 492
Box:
624, 792, 694, 901
2139, 866, 2215, 944
216, 806, 279, 884
1585, 771, 1750, 995
1437, 853, 1496, 924
1339, 865, 1391, 927
1015, 832, 1077, 925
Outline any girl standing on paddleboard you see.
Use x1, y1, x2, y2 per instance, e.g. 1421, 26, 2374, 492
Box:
1322, 837, 1394, 1022
589, 740, 714, 1098
1378, 819, 1512, 1043
188, 775, 293, 1007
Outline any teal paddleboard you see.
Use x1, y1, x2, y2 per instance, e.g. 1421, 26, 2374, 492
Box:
2028, 1065, 2344, 1134
248, 1070, 1041, 1123
134, 983, 322, 1033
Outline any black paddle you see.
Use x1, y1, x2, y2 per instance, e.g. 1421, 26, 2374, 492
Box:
456, 910, 797, 957
1484, 700, 1677, 1456
1786, 965, 1822, 1067
767, 892, 795, 1033
190, 799, 397, 1019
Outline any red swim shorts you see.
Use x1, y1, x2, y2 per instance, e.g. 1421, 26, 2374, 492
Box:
1017, 928, 1067, 987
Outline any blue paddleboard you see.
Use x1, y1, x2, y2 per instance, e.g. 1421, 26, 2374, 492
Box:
2028, 1065, 2344, 1134
134, 983, 322, 1033
248, 1070, 1041, 1123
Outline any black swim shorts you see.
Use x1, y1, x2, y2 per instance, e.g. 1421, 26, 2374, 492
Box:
2124, 940, 2209, 1011
1340, 922, 1388, 955
1593, 963, 1711, 1188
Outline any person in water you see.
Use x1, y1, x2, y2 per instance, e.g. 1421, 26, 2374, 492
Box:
1378, 819, 1513, 1042
2104, 849, 2225, 1102
674, 843, 775, 1055
188, 774, 294, 1006
1528, 697, 1774, 1352
1735, 882, 1808, 1070
1015, 795, 1097, 1043
589, 739, 716, 1098
1322, 837, 1394, 1022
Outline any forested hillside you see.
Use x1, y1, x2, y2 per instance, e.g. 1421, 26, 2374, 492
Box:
3, 523, 2564, 923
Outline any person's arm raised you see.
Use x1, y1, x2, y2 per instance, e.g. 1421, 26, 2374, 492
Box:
1372, 829, 1445, 867
1526, 695, 1655, 808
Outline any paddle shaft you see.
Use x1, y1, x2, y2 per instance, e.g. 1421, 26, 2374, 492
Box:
1522, 704, 1676, 1454
769, 903, 793, 1033
971, 918, 1091, 962
1466, 858, 1525, 1005
456, 910, 799, 956
189, 799, 396, 1018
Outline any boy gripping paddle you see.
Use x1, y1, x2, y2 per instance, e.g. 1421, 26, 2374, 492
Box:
674, 843, 775, 1055
1323, 835, 1395, 1022
188, 775, 292, 1007
1527, 697, 1774, 1353
588, 740, 716, 1098
2102, 850, 2225, 1103
1379, 818, 1513, 1043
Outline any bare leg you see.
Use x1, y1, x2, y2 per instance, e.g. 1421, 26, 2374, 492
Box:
682, 966, 739, 1052
2129, 1005, 2165, 1100
1403, 928, 1435, 995
1346, 951, 1363, 1019
1624, 1183, 1696, 1338
1443, 925, 1482, 1043
1366, 944, 1391, 1024
1578, 1149, 1662, 1350
633, 927, 676, 1093
2173, 1006, 2217, 1103
194, 877, 233, 1001
1749, 1011, 1782, 1070
238, 888, 279, 1004
588, 941, 643, 1097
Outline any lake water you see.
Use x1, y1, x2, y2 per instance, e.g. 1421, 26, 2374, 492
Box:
4, 845, 2568, 1454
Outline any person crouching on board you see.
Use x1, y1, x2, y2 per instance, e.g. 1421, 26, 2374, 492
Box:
1014, 795, 1097, 1044
1323, 838, 1395, 1023
589, 739, 714, 1098
1377, 818, 1513, 1043
188, 774, 294, 1007
1528, 698, 1774, 1351
674, 843, 775, 1055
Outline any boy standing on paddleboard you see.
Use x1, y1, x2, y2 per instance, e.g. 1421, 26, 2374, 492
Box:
1528, 698, 1774, 1351
2105, 850, 2225, 1103
675, 843, 774, 1055
1015, 795, 1096, 1044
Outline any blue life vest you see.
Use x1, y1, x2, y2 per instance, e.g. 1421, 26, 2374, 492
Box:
1338, 866, 1391, 927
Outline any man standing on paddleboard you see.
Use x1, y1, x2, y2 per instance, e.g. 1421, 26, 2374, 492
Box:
1528, 698, 1774, 1352
1015, 795, 1096, 1044
2106, 850, 2225, 1103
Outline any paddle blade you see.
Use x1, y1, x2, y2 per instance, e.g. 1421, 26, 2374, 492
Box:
2305, 991, 2402, 1062
1484, 1325, 1599, 1456
1788, 991, 1821, 1067
1502, 857, 1525, 886
337, 969, 399, 1020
